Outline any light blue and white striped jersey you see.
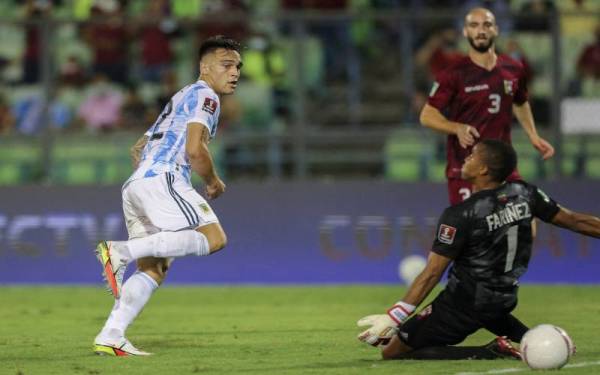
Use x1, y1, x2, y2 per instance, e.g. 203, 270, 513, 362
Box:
126, 80, 220, 186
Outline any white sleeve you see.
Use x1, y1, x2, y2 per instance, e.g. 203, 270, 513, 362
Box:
186, 90, 219, 133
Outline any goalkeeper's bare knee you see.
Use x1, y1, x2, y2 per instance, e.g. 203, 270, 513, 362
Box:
381, 336, 413, 360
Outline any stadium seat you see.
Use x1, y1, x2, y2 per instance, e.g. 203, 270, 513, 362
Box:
584, 138, 600, 178
427, 156, 447, 183
512, 136, 540, 180
0, 164, 21, 185
0, 140, 41, 184
234, 81, 274, 130
277, 36, 324, 91
60, 161, 97, 184
585, 158, 600, 179
384, 132, 427, 181
54, 23, 93, 70
560, 35, 590, 87
513, 33, 552, 97
561, 136, 584, 177
49, 135, 135, 185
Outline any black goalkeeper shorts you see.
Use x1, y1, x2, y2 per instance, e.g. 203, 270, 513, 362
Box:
397, 289, 522, 349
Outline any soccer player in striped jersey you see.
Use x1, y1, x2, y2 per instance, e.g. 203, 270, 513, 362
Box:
92, 35, 242, 356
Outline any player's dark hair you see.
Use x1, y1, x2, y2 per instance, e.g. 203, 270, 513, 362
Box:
480, 139, 517, 182
198, 35, 241, 60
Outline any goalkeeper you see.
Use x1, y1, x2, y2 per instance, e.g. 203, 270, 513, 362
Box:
358, 140, 600, 360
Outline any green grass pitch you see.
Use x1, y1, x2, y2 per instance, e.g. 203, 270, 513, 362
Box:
0, 285, 598, 375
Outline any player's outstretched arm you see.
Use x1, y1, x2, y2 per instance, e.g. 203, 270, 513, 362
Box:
420, 103, 479, 148
512, 102, 554, 160
130, 135, 148, 169
186, 123, 225, 199
401, 251, 451, 307
551, 207, 600, 238
357, 252, 451, 347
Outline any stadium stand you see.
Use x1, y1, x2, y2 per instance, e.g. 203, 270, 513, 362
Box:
0, 2, 598, 184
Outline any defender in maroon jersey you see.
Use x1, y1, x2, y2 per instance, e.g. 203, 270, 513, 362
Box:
419, 7, 554, 205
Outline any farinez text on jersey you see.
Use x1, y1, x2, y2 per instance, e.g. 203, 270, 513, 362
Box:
485, 202, 532, 231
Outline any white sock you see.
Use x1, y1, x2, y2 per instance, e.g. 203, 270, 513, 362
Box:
126, 230, 210, 260
97, 271, 158, 342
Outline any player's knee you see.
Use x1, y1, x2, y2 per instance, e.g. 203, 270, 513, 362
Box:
138, 258, 169, 285
198, 223, 227, 254
381, 336, 409, 360
139, 268, 164, 285
209, 231, 227, 253
145, 265, 167, 285
381, 347, 396, 360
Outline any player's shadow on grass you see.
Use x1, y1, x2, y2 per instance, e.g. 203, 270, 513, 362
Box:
136, 328, 344, 344
226, 359, 381, 373
143, 328, 344, 336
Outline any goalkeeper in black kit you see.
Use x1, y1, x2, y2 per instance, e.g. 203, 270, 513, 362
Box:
357, 139, 600, 360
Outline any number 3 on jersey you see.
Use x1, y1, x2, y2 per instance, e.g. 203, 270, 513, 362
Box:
488, 94, 501, 114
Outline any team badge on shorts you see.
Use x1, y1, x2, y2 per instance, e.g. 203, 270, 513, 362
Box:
202, 98, 218, 114
503, 80, 514, 96
438, 224, 457, 244
199, 203, 211, 214
416, 305, 433, 320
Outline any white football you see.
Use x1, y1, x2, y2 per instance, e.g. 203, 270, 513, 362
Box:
398, 255, 427, 285
521, 324, 575, 370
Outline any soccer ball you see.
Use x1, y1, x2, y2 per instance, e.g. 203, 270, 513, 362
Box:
521, 324, 575, 370
398, 255, 426, 285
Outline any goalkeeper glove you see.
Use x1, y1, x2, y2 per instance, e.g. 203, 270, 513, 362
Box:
356, 302, 416, 347
357, 314, 398, 347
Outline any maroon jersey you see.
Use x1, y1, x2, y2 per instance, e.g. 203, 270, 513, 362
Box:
428, 54, 528, 179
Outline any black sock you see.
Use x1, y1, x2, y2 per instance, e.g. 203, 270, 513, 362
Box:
484, 314, 528, 343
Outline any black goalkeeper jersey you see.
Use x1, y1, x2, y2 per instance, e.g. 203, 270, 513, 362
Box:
431, 181, 560, 313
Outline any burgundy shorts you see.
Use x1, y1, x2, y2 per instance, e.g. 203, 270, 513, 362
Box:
447, 170, 521, 206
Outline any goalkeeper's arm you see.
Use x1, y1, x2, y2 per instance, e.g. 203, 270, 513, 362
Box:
387, 251, 451, 323
357, 251, 451, 346
397, 252, 451, 311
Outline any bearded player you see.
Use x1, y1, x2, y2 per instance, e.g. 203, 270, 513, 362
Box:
419, 7, 554, 205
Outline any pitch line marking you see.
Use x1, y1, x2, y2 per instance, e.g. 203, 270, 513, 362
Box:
455, 369, 522, 375
455, 360, 600, 375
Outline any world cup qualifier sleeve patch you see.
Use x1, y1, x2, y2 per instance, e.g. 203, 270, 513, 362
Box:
429, 81, 440, 97
438, 224, 457, 244
202, 97, 218, 114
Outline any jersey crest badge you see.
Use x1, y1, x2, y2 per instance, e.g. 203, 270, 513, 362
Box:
202, 97, 218, 115
503, 80, 514, 96
438, 224, 456, 244
199, 203, 212, 214
429, 81, 440, 97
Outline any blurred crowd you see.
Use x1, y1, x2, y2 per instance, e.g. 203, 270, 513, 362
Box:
0, 0, 598, 137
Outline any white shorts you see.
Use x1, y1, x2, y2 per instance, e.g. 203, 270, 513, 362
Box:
122, 172, 219, 239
